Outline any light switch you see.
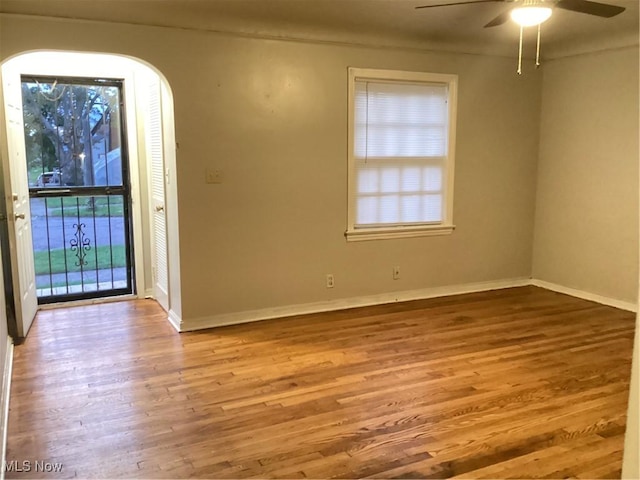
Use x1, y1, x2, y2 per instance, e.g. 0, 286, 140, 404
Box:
205, 168, 223, 184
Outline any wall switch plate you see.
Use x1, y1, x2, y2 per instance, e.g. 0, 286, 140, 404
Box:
393, 266, 400, 280
206, 168, 223, 184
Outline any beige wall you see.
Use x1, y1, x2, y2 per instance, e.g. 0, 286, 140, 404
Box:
0, 15, 541, 321
533, 47, 639, 304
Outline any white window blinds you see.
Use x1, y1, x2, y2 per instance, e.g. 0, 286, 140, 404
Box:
352, 79, 450, 227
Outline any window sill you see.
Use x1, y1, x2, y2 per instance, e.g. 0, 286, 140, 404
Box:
345, 224, 455, 242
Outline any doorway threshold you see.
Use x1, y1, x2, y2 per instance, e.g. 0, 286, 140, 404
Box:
37, 293, 138, 310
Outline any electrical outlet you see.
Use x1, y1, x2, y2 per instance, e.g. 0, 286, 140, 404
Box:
326, 274, 335, 288
393, 266, 400, 280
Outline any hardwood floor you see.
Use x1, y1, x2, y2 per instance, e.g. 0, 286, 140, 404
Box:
4, 286, 636, 479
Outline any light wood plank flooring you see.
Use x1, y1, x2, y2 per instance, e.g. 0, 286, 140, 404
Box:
5, 286, 636, 478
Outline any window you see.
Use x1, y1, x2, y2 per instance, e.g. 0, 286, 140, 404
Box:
346, 68, 458, 241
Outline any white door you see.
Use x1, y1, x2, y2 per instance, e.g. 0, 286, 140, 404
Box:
1, 71, 38, 337
147, 76, 169, 311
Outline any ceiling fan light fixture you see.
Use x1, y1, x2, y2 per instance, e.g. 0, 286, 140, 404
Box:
510, 6, 553, 27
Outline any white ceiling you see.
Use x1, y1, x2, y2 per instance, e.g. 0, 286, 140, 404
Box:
0, 0, 638, 58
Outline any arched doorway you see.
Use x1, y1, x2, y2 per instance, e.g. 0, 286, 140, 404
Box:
0, 51, 181, 338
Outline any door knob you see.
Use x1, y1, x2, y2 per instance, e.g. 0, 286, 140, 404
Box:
14, 213, 25, 220
155, 205, 164, 212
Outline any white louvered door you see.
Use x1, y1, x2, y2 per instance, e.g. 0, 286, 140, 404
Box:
147, 76, 169, 311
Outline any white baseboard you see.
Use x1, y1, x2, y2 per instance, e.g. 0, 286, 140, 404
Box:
175, 277, 637, 332
0, 338, 13, 480
168, 309, 183, 332
531, 279, 638, 313
181, 277, 531, 332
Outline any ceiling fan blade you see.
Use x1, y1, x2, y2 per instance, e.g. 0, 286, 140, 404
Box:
415, 0, 504, 9
484, 9, 512, 27
555, 0, 625, 17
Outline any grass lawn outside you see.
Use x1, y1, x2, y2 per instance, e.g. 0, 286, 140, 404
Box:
43, 196, 125, 218
34, 245, 127, 275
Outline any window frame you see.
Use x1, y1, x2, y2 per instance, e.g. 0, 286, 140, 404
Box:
346, 67, 458, 242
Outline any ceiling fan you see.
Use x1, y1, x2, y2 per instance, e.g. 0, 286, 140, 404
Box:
415, 0, 626, 73
415, 0, 625, 28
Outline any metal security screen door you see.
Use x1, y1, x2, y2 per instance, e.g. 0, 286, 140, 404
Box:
21, 75, 135, 303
